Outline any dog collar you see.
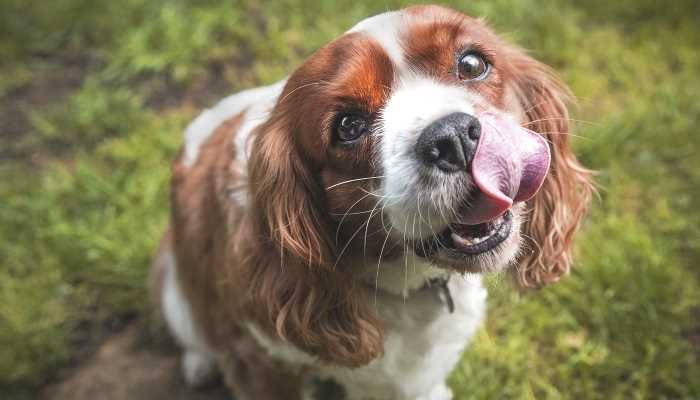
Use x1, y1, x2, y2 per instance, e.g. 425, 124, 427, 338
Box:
425, 277, 454, 313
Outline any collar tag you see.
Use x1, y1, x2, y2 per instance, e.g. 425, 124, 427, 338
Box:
431, 278, 455, 313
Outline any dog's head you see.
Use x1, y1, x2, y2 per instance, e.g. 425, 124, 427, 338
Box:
245, 5, 592, 365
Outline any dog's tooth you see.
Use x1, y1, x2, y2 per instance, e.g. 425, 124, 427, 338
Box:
474, 236, 486, 244
451, 232, 474, 246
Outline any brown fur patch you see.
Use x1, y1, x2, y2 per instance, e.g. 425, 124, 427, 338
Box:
501, 47, 594, 288
148, 227, 172, 308
166, 112, 304, 395
170, 112, 245, 347
240, 33, 398, 367
401, 5, 506, 107
165, 32, 400, 379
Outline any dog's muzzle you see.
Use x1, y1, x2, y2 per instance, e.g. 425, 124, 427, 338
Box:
412, 112, 551, 259
415, 111, 551, 224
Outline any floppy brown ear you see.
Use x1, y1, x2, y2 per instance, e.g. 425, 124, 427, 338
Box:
507, 51, 594, 288
243, 117, 384, 367
248, 116, 332, 268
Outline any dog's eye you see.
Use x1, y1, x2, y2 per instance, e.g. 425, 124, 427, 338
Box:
336, 114, 368, 143
457, 53, 489, 81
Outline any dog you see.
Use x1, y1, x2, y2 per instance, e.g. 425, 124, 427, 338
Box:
151, 5, 592, 399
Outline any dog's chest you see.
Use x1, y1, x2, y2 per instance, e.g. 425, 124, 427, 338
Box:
249, 277, 486, 400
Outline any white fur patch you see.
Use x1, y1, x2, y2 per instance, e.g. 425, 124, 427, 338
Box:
348, 11, 405, 68
246, 323, 316, 367
331, 275, 486, 400
161, 252, 217, 387
249, 274, 486, 400
379, 76, 481, 238
182, 350, 218, 388
183, 80, 286, 167
233, 80, 286, 163
162, 253, 208, 352
359, 252, 449, 298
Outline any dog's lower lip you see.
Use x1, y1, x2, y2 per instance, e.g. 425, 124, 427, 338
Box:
414, 211, 513, 257
448, 211, 512, 254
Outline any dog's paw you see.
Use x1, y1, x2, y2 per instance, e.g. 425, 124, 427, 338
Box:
182, 350, 218, 388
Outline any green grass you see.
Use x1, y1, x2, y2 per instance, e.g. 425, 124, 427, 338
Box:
1, 1, 699, 398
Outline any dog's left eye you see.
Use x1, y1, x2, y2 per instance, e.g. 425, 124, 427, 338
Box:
335, 114, 369, 143
457, 52, 490, 81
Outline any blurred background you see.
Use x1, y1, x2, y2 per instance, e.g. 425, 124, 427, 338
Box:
1, 0, 699, 399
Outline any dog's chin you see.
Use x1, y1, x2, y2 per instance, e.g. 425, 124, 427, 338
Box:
412, 208, 522, 274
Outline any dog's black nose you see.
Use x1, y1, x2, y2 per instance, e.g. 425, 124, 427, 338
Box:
416, 112, 481, 173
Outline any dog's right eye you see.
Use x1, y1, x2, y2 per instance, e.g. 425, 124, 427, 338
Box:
457, 52, 490, 81
335, 114, 368, 143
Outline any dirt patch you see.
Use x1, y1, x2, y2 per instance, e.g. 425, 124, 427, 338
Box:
687, 307, 700, 362
41, 323, 230, 400
143, 55, 256, 112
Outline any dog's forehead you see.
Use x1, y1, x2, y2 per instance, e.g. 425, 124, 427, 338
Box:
346, 7, 483, 78
347, 11, 405, 67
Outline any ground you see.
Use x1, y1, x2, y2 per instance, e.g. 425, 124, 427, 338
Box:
1, 1, 700, 399
41, 323, 229, 400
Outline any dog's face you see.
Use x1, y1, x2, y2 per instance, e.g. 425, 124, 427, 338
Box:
243, 5, 592, 366
250, 5, 591, 285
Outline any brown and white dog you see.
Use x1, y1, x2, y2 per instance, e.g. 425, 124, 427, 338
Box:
151, 5, 592, 400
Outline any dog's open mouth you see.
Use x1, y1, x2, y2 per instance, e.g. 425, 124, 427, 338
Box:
414, 210, 512, 257
411, 114, 551, 261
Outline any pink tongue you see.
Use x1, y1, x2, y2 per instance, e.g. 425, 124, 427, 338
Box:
462, 113, 551, 224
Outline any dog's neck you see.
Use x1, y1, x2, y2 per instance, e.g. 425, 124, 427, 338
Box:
355, 254, 450, 299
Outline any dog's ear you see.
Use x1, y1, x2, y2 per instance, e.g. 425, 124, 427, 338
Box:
243, 115, 384, 367
248, 116, 331, 268
507, 50, 594, 288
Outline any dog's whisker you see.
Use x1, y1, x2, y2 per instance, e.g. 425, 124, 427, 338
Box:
363, 200, 382, 262
374, 223, 393, 307
330, 209, 377, 216
532, 130, 589, 140
279, 80, 331, 104
335, 192, 372, 245
416, 196, 430, 258
326, 176, 385, 190
402, 216, 410, 300
522, 116, 599, 128
333, 218, 371, 270
359, 187, 401, 199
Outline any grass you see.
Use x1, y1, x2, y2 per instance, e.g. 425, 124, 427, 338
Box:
1, 0, 699, 398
